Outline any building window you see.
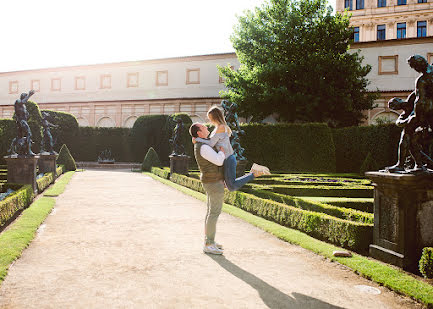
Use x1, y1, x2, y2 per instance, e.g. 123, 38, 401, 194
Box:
186, 69, 200, 85
100, 74, 111, 89
418, 0, 427, 3
9, 81, 18, 94
353, 27, 360, 42
31, 80, 40, 92
127, 72, 139, 88
428, 53, 433, 65
378, 0, 386, 7
356, 0, 364, 9
378, 55, 399, 75
418, 21, 427, 37
75, 76, 86, 90
156, 70, 168, 86
345, 0, 352, 10
51, 78, 61, 91
397, 23, 406, 39
377, 25, 386, 40
397, 0, 406, 4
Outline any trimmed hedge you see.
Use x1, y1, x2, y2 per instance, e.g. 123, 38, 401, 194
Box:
240, 123, 336, 172
56, 165, 65, 177
0, 184, 33, 227
333, 124, 401, 173
300, 197, 374, 213
242, 188, 373, 224
142, 147, 161, 171
247, 184, 373, 198
57, 144, 76, 171
36, 173, 54, 194
419, 247, 433, 279
40, 109, 79, 152
167, 172, 373, 252
151, 167, 170, 179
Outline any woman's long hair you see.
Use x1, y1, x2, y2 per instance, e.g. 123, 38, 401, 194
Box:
207, 106, 232, 135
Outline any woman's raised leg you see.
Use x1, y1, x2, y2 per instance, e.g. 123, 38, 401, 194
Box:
224, 154, 255, 191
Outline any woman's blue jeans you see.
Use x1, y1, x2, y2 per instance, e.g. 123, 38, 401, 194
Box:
224, 154, 254, 191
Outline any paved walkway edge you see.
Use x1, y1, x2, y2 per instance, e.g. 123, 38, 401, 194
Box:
144, 172, 433, 307
0, 171, 75, 285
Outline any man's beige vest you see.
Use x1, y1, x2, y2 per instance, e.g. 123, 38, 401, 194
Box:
194, 143, 224, 183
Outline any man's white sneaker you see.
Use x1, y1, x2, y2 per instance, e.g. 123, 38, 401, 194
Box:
251, 163, 271, 175
214, 242, 224, 250
203, 244, 224, 255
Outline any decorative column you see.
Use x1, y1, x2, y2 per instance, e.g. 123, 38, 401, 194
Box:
4, 156, 40, 194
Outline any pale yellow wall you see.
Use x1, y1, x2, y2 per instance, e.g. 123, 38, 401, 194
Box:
0, 53, 239, 127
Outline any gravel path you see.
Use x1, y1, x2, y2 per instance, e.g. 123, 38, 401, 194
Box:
0, 170, 421, 308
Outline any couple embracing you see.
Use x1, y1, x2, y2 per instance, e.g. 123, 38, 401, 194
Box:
189, 106, 270, 255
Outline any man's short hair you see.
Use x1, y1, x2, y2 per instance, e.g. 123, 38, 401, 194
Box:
189, 123, 201, 138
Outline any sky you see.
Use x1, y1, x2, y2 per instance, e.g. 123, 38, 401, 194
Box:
0, 0, 337, 73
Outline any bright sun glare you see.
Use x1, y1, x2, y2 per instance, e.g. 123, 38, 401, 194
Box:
0, 0, 336, 72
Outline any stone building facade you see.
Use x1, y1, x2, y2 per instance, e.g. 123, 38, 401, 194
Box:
337, 0, 433, 124
0, 53, 239, 127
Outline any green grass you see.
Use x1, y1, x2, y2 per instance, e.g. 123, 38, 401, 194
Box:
0, 171, 75, 284
145, 172, 433, 308
43, 171, 75, 197
0, 197, 55, 282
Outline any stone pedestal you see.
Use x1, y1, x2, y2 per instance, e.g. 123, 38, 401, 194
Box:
4, 155, 40, 194
366, 171, 433, 273
169, 155, 190, 175
38, 154, 57, 183
236, 160, 248, 178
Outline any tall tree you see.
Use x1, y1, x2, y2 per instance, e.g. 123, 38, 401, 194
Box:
219, 0, 377, 127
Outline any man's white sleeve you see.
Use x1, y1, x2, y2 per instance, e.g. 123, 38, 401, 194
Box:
200, 145, 225, 166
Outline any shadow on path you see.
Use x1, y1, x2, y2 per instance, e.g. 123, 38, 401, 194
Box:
208, 255, 346, 309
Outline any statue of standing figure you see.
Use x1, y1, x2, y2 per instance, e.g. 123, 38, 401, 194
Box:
385, 55, 433, 173
9, 90, 36, 157
170, 118, 186, 156
40, 111, 58, 155
221, 100, 247, 161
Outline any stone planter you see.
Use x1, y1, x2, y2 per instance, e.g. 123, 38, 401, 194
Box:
169, 155, 190, 175
366, 171, 433, 273
4, 155, 39, 194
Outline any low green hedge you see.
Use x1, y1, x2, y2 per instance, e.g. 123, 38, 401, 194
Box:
248, 184, 373, 198
299, 197, 374, 213
167, 173, 373, 252
36, 173, 54, 194
0, 184, 33, 227
151, 167, 170, 179
243, 188, 373, 224
56, 165, 65, 177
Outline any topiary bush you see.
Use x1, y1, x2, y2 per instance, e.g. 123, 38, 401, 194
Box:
57, 144, 77, 171
419, 247, 433, 279
142, 147, 161, 171
40, 110, 79, 152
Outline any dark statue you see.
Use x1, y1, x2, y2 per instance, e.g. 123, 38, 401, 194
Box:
221, 100, 247, 161
9, 90, 36, 157
40, 111, 58, 155
384, 55, 433, 174
98, 149, 115, 163
170, 118, 186, 156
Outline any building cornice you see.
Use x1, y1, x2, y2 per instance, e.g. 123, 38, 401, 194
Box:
350, 36, 433, 48
0, 52, 238, 76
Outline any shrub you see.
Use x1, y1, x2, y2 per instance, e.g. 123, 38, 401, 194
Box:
333, 124, 400, 173
151, 167, 170, 179
240, 123, 336, 172
419, 247, 433, 279
37, 173, 54, 193
69, 127, 132, 162
0, 119, 15, 164
142, 147, 161, 171
360, 152, 377, 175
56, 165, 65, 177
0, 184, 33, 227
40, 110, 79, 152
57, 144, 77, 171
166, 172, 372, 252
